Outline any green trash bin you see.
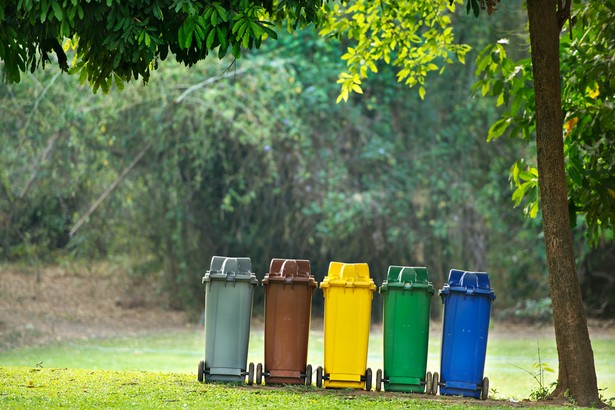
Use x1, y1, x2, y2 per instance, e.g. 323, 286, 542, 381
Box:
197, 256, 258, 384
375, 266, 435, 393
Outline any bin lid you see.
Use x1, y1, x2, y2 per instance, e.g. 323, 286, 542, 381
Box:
439, 269, 495, 299
320, 261, 376, 290
380, 266, 434, 293
262, 258, 317, 286
202, 256, 258, 284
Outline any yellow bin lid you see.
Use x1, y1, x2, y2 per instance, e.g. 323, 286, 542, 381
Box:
320, 261, 376, 290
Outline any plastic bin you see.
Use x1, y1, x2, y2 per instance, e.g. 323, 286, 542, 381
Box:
376, 266, 435, 393
197, 256, 258, 384
436, 269, 496, 399
257, 258, 317, 385
316, 261, 376, 390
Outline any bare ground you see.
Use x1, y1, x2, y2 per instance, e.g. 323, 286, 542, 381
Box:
1, 262, 613, 350
0, 263, 189, 351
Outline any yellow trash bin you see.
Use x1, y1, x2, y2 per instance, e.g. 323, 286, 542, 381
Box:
316, 261, 376, 390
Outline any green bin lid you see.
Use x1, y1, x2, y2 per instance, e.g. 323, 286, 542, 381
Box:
320, 261, 376, 290
262, 258, 317, 286
380, 265, 434, 293
203, 256, 257, 284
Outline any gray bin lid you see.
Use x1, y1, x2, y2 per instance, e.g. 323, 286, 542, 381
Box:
203, 256, 258, 284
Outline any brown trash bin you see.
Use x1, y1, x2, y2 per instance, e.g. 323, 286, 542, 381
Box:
256, 258, 317, 385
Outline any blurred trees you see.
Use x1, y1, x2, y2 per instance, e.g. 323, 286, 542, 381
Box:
0, 6, 610, 318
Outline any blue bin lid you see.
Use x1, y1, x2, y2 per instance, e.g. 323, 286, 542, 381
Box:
439, 269, 495, 299
380, 266, 434, 293
203, 256, 258, 284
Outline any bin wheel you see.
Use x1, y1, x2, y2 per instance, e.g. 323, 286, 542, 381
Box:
365, 368, 372, 391
431, 372, 439, 395
481, 377, 489, 400
316, 366, 323, 388
198, 360, 205, 383
256, 363, 263, 386
375, 369, 382, 392
425, 371, 432, 394
305, 364, 312, 386
247, 362, 254, 385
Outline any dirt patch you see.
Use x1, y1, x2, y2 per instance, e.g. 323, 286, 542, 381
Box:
0, 263, 189, 351
1, 264, 613, 352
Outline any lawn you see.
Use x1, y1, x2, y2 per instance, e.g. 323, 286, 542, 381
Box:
1, 325, 613, 403
0, 366, 581, 409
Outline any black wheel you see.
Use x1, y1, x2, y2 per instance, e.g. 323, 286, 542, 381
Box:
425, 371, 432, 394
247, 362, 254, 385
316, 366, 323, 388
481, 376, 489, 400
431, 372, 439, 395
375, 369, 382, 392
198, 360, 205, 383
365, 368, 372, 391
305, 364, 312, 386
256, 363, 263, 386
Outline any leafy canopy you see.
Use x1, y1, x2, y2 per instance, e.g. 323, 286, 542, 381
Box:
1, 0, 471, 97
0, 0, 324, 92
474, 0, 615, 243
319, 0, 470, 102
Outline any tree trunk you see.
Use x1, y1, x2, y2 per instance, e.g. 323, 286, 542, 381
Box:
526, 0, 602, 406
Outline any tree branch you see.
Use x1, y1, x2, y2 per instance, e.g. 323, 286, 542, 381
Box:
174, 66, 249, 104
69, 143, 151, 238
19, 131, 63, 199
557, 0, 572, 31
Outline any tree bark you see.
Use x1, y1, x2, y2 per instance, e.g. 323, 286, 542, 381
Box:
526, 0, 602, 406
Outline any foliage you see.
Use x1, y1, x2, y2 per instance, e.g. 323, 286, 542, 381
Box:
498, 297, 553, 323
510, 342, 556, 401
319, 0, 471, 102
1, 16, 553, 312
473, 0, 615, 245
0, 0, 325, 91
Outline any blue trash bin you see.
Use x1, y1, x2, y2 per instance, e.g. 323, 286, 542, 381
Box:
436, 269, 495, 399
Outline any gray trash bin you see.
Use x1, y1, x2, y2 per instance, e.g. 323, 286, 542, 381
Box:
197, 256, 258, 384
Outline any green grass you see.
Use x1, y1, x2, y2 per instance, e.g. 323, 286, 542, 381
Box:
1, 327, 614, 405
0, 366, 572, 409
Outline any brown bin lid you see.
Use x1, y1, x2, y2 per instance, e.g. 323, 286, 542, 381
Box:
262, 258, 317, 286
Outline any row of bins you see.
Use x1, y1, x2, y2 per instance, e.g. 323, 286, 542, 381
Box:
197, 256, 495, 399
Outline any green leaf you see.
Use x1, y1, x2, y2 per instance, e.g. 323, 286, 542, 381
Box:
487, 118, 510, 141
217, 27, 227, 49
153, 2, 163, 20
232, 42, 241, 59
206, 28, 216, 49
528, 200, 539, 218
60, 17, 70, 37
418, 86, 426, 100
52, 1, 62, 20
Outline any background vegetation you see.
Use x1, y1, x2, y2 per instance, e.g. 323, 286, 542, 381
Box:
1, 2, 612, 320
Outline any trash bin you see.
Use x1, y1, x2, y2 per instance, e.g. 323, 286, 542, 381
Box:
256, 258, 317, 385
197, 256, 258, 384
316, 261, 376, 390
376, 266, 435, 393
436, 269, 496, 399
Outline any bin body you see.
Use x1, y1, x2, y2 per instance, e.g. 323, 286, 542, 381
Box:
321, 262, 376, 389
439, 269, 495, 398
203, 256, 257, 382
263, 258, 317, 384
381, 266, 434, 392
